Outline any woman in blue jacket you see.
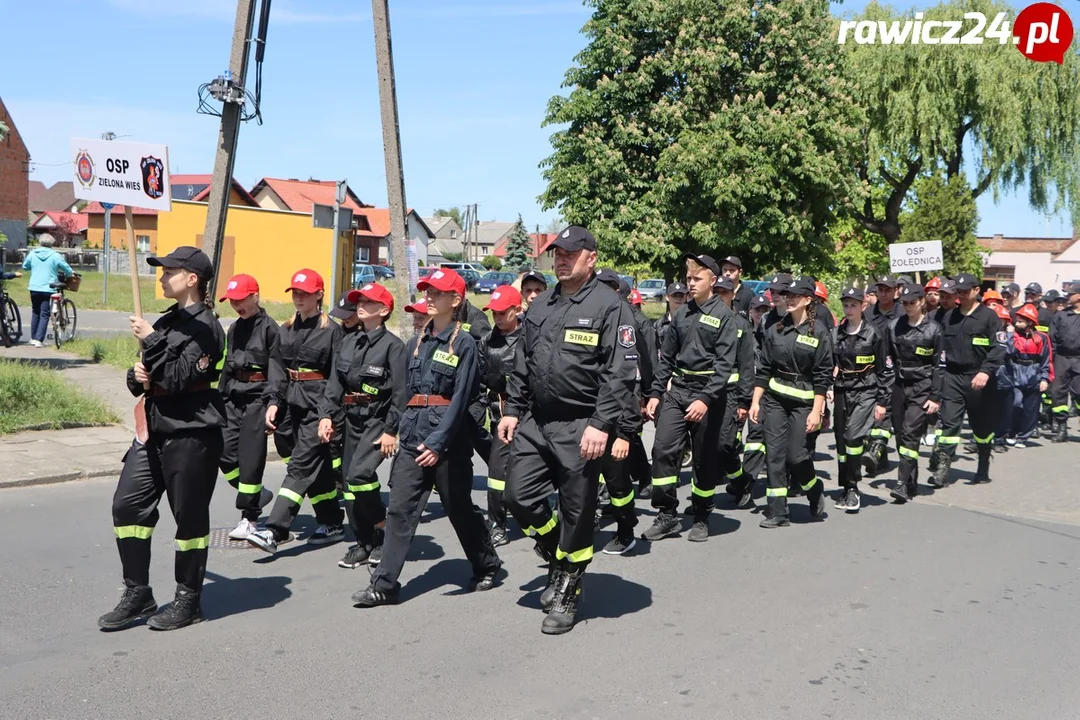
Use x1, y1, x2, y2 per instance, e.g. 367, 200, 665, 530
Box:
22, 246, 75, 347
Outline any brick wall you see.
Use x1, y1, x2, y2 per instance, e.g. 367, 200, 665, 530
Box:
0, 98, 30, 247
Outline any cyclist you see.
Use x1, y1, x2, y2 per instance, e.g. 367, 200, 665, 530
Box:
22, 245, 74, 348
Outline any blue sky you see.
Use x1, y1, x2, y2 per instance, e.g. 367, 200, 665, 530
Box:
4, 0, 1073, 239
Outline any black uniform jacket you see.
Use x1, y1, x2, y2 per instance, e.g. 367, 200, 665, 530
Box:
756, 313, 834, 404
320, 324, 407, 438
939, 304, 1007, 375
264, 314, 343, 413
1050, 308, 1080, 356
651, 294, 739, 408
127, 301, 226, 434
833, 318, 893, 405
400, 323, 479, 454
218, 308, 279, 405
888, 315, 944, 402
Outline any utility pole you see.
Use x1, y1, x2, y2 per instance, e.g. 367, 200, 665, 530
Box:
201, 0, 257, 299
372, 0, 412, 338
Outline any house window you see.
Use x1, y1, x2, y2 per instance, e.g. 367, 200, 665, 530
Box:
136, 236, 150, 252
355, 246, 370, 263
450, 229, 457, 239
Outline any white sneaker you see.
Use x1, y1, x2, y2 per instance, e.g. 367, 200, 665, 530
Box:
29, 340, 43, 348
923, 433, 937, 446
228, 518, 256, 541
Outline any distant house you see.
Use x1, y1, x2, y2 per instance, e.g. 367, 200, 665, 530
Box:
82, 203, 159, 252
29, 211, 88, 247
493, 231, 559, 271
357, 208, 437, 266
423, 216, 464, 259
250, 177, 369, 214
978, 233, 1080, 292
0, 96, 30, 248
468, 221, 515, 263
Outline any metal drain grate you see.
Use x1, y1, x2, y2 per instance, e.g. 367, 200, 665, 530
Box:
208, 527, 260, 550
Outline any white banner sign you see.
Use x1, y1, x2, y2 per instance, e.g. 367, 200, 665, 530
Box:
70, 137, 172, 211
889, 240, 943, 273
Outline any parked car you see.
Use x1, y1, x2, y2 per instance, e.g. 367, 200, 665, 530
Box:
353, 264, 376, 287
476, 271, 516, 294
439, 262, 486, 275
372, 265, 395, 280
418, 266, 439, 279
742, 279, 770, 296
636, 278, 666, 302
460, 269, 482, 291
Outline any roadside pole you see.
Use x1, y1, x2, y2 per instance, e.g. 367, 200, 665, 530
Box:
102, 203, 112, 304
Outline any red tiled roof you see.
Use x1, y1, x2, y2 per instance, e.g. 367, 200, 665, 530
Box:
352, 208, 430, 239
494, 232, 558, 258
30, 211, 88, 232
978, 235, 1077, 257
250, 178, 369, 214
81, 202, 158, 216
170, 174, 213, 185
191, 179, 260, 207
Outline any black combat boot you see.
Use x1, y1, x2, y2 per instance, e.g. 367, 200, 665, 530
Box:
147, 588, 203, 631
541, 568, 584, 635
928, 448, 951, 488
1051, 418, 1068, 443
98, 585, 157, 631
862, 439, 882, 477
974, 445, 992, 483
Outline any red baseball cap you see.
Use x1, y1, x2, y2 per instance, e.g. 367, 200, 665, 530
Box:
483, 285, 522, 312
417, 268, 466, 296
404, 298, 428, 314
286, 269, 324, 294
349, 283, 394, 314
630, 288, 643, 306
219, 273, 259, 302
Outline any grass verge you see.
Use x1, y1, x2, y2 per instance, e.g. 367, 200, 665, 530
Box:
0, 360, 119, 433
62, 336, 141, 371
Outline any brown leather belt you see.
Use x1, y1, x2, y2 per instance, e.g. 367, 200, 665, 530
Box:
148, 382, 212, 398
488, 390, 508, 413
407, 394, 452, 408
288, 369, 325, 381
344, 393, 375, 406
235, 370, 267, 383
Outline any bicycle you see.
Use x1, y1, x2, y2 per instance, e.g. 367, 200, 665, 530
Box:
0, 274, 23, 348
48, 272, 79, 349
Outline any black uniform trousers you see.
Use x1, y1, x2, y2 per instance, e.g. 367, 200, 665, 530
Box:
761, 393, 822, 518
741, 416, 767, 483
487, 429, 512, 530
112, 430, 223, 594
938, 372, 996, 456
505, 415, 600, 569
266, 405, 344, 536
627, 433, 651, 490
341, 418, 388, 546
220, 398, 269, 521
719, 392, 746, 492
892, 381, 932, 491
1051, 356, 1080, 418
650, 381, 730, 518
371, 445, 498, 592
599, 439, 639, 536
468, 401, 493, 465
833, 386, 876, 489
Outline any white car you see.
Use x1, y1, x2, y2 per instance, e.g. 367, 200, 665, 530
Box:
439, 262, 487, 275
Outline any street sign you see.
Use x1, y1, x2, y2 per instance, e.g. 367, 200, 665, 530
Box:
890, 240, 944, 273
313, 203, 334, 228
69, 137, 172, 211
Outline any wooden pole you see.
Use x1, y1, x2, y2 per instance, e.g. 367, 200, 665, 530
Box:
124, 206, 143, 318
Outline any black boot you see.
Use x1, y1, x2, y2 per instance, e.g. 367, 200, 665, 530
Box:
1052, 418, 1068, 443
540, 562, 563, 612
147, 588, 203, 631
929, 448, 952, 488
890, 480, 910, 503
974, 446, 992, 483
98, 585, 157, 631
862, 440, 882, 477
542, 568, 584, 635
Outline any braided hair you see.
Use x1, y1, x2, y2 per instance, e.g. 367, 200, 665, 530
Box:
412, 294, 466, 358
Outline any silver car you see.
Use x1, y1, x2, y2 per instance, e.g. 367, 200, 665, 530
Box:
636, 278, 666, 302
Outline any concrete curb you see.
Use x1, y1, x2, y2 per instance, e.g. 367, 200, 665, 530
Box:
1, 454, 287, 490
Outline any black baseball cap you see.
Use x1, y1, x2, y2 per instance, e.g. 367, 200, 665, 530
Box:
841, 286, 865, 302
617, 279, 631, 298
552, 226, 596, 252
1043, 289, 1062, 301
595, 268, 621, 289
940, 279, 957, 294
682, 253, 720, 276
520, 269, 548, 287
782, 276, 817, 297
1002, 282, 1021, 296
952, 273, 979, 291
720, 255, 742, 270
900, 284, 926, 300
147, 246, 214, 279
666, 282, 688, 296
712, 276, 736, 292
329, 291, 358, 320
769, 273, 794, 292
875, 275, 899, 289
1025, 282, 1043, 294
750, 294, 770, 309
1066, 284, 1080, 297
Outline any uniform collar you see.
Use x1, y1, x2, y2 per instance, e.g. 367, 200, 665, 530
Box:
360, 324, 386, 345
163, 301, 209, 323
840, 317, 872, 338
553, 274, 597, 304
424, 321, 457, 342
688, 294, 722, 314
780, 312, 812, 332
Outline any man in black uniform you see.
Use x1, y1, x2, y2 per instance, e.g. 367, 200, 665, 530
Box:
931, 272, 1007, 486
655, 282, 688, 355
720, 255, 755, 317
1050, 284, 1080, 442
644, 254, 739, 543
499, 226, 638, 635
864, 275, 901, 475
1002, 282, 1022, 312
713, 276, 756, 508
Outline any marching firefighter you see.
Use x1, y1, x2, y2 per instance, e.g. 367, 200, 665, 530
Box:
863, 275, 901, 476
719, 255, 755, 316
644, 254, 739, 543
832, 287, 893, 513
1049, 284, 1080, 442
354, 268, 502, 607
99, 246, 225, 632
498, 226, 638, 634
318, 283, 406, 569
750, 276, 832, 528
478, 285, 524, 547
886, 283, 943, 503
626, 282, 656, 499
655, 281, 688, 354
248, 269, 346, 554
996, 303, 1051, 447
217, 273, 278, 541
713, 276, 757, 509
930, 273, 1007, 487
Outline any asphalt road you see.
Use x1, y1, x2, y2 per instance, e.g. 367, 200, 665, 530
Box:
2, 431, 1080, 719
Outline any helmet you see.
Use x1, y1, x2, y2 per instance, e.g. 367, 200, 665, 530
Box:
814, 281, 828, 301
1015, 304, 1039, 324
981, 289, 1003, 305
925, 276, 942, 290
993, 304, 1013, 322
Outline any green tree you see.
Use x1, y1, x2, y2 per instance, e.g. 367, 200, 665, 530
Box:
433, 207, 464, 229
503, 215, 532, 271
842, 0, 1080, 243
901, 173, 983, 277
441, 251, 464, 262
816, 215, 890, 290
540, 0, 863, 275
481, 255, 503, 270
